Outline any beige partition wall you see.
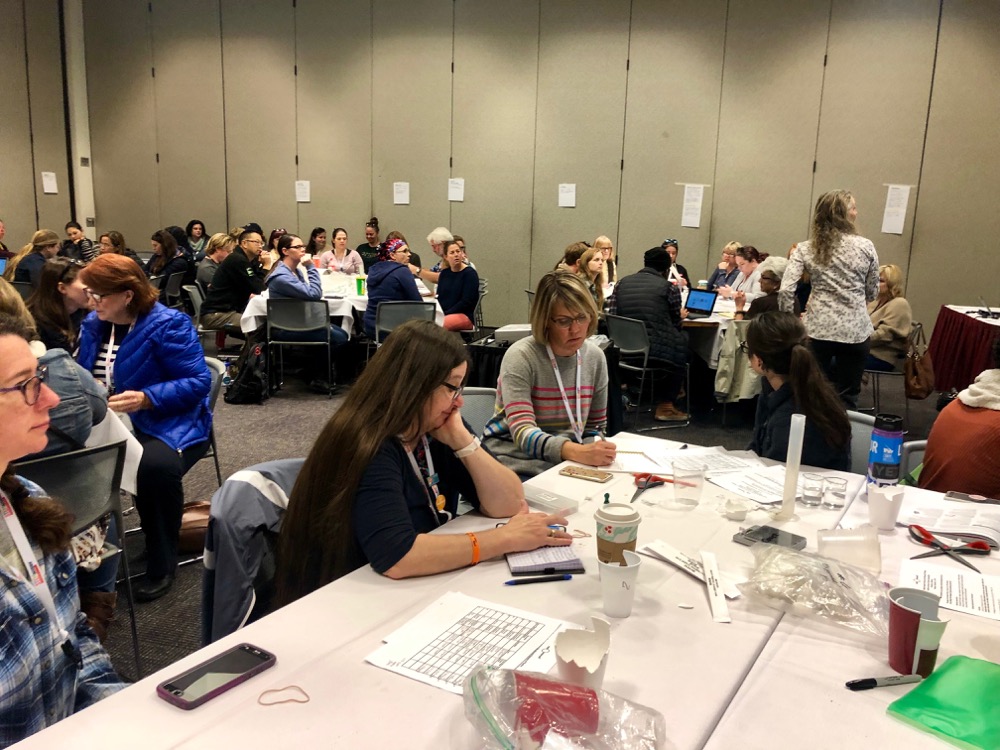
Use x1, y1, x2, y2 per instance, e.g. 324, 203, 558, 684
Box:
619, 0, 728, 281
220, 0, 296, 234
908, 0, 1000, 332
294, 0, 372, 239
529, 0, 630, 285
813, 0, 938, 271
711, 0, 829, 256
371, 0, 453, 248
0, 0, 38, 244
451, 0, 539, 325
150, 0, 227, 235
25, 0, 72, 231
84, 0, 159, 247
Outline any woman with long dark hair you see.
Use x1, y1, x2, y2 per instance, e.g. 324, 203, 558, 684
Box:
305, 226, 327, 257
185, 219, 208, 258
145, 229, 188, 280
779, 190, 879, 408
0, 314, 124, 742
27, 258, 91, 353
745, 311, 850, 471
274, 320, 568, 606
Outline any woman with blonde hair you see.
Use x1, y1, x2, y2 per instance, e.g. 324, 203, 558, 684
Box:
866, 263, 912, 372
593, 236, 617, 286
576, 244, 605, 310
779, 190, 879, 408
6, 230, 61, 287
707, 241, 741, 291
484, 271, 615, 478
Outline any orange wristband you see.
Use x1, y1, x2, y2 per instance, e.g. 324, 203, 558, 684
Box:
466, 532, 480, 566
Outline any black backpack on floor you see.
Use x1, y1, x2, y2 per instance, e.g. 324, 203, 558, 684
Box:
224, 331, 269, 405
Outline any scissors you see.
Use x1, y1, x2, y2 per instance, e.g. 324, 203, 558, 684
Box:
630, 473, 672, 503
908, 524, 988, 573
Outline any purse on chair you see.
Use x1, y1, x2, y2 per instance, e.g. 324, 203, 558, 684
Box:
904, 323, 935, 400
179, 501, 212, 554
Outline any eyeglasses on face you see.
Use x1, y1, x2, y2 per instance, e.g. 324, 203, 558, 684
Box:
441, 381, 464, 403
550, 313, 590, 329
244, 238, 264, 245
0, 366, 48, 406
84, 288, 122, 302
287, 244, 306, 250
392, 247, 411, 255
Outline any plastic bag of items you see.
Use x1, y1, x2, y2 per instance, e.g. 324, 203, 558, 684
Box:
464, 666, 672, 750
737, 543, 890, 637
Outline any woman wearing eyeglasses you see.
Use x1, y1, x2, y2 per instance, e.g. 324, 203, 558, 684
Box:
707, 241, 742, 291
362, 238, 423, 340
745, 311, 850, 471
484, 272, 615, 478
0, 314, 125, 744
274, 320, 569, 604
76, 254, 212, 602
27, 258, 91, 354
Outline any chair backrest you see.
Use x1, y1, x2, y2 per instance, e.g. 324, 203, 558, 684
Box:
460, 387, 497, 438
202, 457, 305, 644
165, 271, 185, 298
473, 288, 488, 330
605, 314, 650, 360
266, 298, 329, 334
14, 441, 127, 534
205, 356, 225, 411
184, 284, 204, 319
374, 301, 436, 342
846, 410, 876, 474
901, 439, 927, 478
149, 274, 165, 290
13, 281, 33, 300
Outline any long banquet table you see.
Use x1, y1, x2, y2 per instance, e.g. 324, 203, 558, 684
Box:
927, 304, 1000, 392
14, 434, 996, 749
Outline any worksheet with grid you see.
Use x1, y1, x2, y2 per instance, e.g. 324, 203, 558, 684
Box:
366, 592, 567, 694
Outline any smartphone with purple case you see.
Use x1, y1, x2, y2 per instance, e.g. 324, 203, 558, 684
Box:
156, 643, 276, 710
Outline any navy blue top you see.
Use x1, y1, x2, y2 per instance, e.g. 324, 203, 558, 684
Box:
747, 379, 849, 471
363, 260, 422, 338
351, 433, 483, 574
436, 266, 480, 320
707, 266, 740, 291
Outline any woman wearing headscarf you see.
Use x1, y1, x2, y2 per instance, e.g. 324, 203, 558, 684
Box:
362, 238, 423, 340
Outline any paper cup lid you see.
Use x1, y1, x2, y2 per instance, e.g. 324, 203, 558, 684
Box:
594, 503, 640, 524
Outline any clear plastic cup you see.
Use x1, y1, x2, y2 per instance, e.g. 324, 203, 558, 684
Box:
821, 477, 848, 510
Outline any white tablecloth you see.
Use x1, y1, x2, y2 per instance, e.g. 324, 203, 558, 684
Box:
240, 272, 440, 335
18, 434, 902, 750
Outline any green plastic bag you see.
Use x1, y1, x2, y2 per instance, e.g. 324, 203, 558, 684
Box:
887, 655, 1000, 749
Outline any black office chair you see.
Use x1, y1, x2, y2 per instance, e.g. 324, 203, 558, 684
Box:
14, 441, 143, 677
201, 357, 226, 486
367, 301, 436, 360
266, 298, 333, 398
163, 272, 186, 309
606, 313, 690, 431
13, 281, 33, 300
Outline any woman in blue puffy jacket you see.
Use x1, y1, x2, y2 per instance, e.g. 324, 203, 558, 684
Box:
77, 254, 212, 602
362, 238, 422, 340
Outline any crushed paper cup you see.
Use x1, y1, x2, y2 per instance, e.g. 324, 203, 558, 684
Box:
555, 617, 611, 690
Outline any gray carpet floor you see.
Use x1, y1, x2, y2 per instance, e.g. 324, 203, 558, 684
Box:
103, 343, 944, 682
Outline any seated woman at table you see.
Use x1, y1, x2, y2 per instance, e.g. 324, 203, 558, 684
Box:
264, 228, 286, 271
266, 233, 349, 387
318, 227, 364, 275
745, 311, 850, 471
362, 238, 422, 340
388, 230, 422, 269
77, 254, 212, 602
733, 256, 798, 321
575, 245, 605, 311
305, 226, 327, 259
920, 336, 1000, 498
483, 272, 615, 478
707, 241, 741, 291
27, 257, 91, 354
145, 229, 189, 301
97, 230, 142, 265
0, 316, 126, 744
718, 245, 765, 301
273, 320, 570, 604
866, 264, 912, 372
593, 235, 617, 287
437, 240, 480, 331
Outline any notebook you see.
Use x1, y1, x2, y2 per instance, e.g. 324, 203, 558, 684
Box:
505, 545, 585, 576
684, 289, 718, 320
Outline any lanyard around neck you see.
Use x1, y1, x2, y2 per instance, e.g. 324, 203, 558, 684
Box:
0, 491, 67, 642
102, 321, 134, 393
546, 344, 584, 444
405, 436, 452, 526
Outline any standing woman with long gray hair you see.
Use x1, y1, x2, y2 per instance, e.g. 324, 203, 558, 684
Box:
779, 190, 879, 409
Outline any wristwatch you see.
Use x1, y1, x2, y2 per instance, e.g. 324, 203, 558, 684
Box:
412, 266, 422, 278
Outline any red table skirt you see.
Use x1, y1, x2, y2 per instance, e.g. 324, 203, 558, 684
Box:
928, 305, 1000, 392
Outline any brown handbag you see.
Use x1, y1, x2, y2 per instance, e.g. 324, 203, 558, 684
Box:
179, 500, 212, 554
904, 323, 935, 400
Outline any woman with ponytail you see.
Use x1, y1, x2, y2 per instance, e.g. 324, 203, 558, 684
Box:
745, 311, 850, 471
